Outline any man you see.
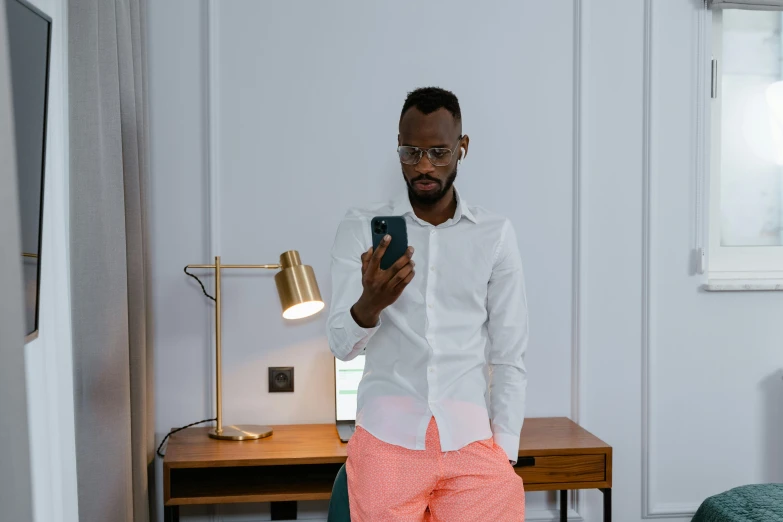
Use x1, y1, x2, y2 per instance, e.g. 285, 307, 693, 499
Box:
327, 87, 528, 521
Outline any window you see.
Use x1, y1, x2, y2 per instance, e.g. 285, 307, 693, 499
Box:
709, 9, 783, 282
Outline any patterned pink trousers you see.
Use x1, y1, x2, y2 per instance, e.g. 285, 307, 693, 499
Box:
346, 417, 525, 521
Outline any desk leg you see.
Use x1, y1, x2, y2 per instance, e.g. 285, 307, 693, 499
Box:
271, 501, 297, 520
560, 490, 567, 522
164, 506, 179, 522
601, 488, 612, 522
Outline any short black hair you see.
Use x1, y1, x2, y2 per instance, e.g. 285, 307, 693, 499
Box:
400, 87, 461, 123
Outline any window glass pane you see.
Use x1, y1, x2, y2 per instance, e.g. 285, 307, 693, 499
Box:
720, 10, 783, 246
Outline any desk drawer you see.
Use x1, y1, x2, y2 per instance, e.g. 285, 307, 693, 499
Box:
514, 455, 605, 484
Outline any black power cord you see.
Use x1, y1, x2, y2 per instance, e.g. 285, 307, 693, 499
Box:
184, 266, 215, 301
156, 268, 219, 458
156, 418, 216, 458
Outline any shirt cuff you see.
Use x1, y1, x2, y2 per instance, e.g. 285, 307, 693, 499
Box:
346, 310, 380, 339
493, 431, 520, 464
333, 310, 380, 359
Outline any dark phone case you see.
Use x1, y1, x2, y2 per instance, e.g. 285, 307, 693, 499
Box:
371, 216, 408, 270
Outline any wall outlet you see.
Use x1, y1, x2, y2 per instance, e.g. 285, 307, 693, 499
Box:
268, 367, 294, 392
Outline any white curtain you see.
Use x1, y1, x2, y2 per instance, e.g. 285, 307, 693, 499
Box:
69, 0, 152, 520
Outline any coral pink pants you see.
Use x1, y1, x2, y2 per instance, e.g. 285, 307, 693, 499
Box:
346, 418, 525, 521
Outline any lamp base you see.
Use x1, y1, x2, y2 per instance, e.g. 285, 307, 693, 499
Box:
208, 424, 273, 441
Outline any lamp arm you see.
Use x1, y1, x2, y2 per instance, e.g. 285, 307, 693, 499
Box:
185, 263, 282, 270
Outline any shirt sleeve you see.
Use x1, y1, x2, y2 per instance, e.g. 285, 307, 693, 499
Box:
487, 219, 529, 464
327, 211, 381, 361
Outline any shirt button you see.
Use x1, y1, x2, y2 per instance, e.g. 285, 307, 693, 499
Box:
428, 304, 433, 309
428, 367, 434, 373
430, 230, 435, 235
430, 266, 435, 271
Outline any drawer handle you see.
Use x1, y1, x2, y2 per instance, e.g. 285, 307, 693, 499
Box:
514, 457, 536, 468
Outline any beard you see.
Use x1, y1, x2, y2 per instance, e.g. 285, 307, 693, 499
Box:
402, 165, 458, 207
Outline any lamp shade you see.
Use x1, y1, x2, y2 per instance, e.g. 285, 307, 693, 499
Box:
274, 250, 324, 320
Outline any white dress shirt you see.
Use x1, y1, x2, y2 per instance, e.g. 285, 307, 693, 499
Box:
327, 189, 529, 462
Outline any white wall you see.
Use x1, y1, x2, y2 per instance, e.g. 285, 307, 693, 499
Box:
19, 0, 80, 521
648, 0, 783, 514
576, 0, 646, 518
147, 1, 783, 522
212, 0, 575, 434
147, 2, 218, 519
579, 0, 783, 520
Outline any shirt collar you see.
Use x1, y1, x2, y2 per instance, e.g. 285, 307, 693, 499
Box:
391, 187, 478, 225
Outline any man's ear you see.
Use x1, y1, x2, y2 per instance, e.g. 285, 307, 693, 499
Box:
460, 135, 470, 159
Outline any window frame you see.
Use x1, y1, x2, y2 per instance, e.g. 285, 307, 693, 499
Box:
707, 10, 783, 284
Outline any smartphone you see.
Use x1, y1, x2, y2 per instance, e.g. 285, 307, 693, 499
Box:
371, 216, 408, 270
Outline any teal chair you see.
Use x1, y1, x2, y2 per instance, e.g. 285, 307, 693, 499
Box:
327, 463, 351, 522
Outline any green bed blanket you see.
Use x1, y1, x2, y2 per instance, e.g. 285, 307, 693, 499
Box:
692, 484, 783, 522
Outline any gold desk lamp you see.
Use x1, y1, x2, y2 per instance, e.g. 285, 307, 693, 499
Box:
186, 250, 324, 441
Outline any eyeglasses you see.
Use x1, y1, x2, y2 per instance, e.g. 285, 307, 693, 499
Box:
397, 136, 463, 167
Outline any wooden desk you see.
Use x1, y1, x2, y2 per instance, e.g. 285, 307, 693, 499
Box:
163, 417, 611, 522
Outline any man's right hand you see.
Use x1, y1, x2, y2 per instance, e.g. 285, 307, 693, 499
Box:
350, 235, 415, 328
